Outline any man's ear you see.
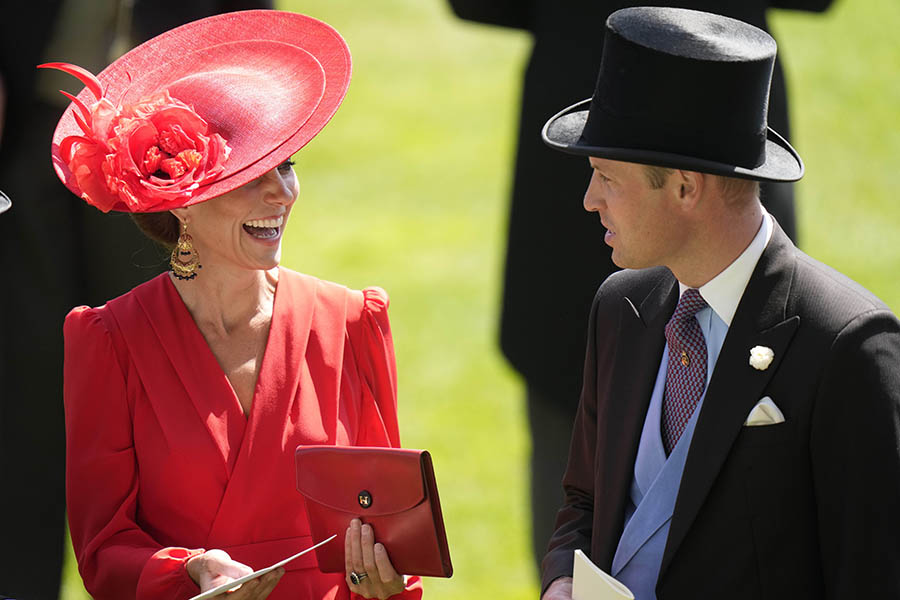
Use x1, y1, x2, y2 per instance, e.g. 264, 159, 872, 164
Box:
673, 169, 704, 211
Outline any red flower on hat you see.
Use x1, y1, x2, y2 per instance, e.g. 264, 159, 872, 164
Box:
40, 63, 231, 212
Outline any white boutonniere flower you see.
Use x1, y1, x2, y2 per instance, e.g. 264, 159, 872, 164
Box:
749, 345, 775, 370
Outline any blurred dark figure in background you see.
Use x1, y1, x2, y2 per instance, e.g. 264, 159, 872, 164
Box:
447, 0, 834, 575
0, 2, 271, 598
0, 189, 12, 600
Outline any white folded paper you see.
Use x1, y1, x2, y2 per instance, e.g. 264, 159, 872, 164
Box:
573, 549, 634, 600
188, 534, 336, 600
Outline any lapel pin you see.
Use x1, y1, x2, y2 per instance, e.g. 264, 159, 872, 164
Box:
749, 345, 774, 370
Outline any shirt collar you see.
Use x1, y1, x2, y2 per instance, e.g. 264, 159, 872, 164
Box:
678, 211, 773, 327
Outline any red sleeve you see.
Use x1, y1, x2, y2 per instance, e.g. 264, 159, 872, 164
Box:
64, 306, 204, 599
352, 287, 402, 449
347, 288, 424, 599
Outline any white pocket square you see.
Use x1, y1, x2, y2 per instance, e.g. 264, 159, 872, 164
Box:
743, 396, 785, 426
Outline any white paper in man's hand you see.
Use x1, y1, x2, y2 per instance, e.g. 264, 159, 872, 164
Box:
572, 549, 634, 600
188, 534, 336, 600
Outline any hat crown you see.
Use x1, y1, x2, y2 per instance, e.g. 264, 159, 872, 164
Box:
610, 7, 776, 62
580, 7, 784, 175
541, 7, 803, 182
47, 10, 351, 213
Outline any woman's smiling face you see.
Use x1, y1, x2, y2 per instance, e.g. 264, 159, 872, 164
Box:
173, 160, 299, 272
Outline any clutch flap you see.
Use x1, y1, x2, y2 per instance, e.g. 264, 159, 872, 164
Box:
295, 445, 427, 516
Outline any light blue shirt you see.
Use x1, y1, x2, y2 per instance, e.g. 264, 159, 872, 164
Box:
611, 213, 773, 600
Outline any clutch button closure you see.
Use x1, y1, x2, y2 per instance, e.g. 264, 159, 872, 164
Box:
358, 490, 373, 509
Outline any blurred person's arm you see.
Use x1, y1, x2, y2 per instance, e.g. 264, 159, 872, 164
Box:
0, 72, 5, 148
220, 0, 273, 9
446, 0, 531, 31
132, 0, 274, 43
769, 0, 835, 12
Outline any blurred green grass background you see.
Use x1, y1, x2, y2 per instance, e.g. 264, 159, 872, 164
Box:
61, 0, 899, 598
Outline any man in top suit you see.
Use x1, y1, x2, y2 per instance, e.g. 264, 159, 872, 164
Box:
446, 0, 834, 573
539, 7, 900, 600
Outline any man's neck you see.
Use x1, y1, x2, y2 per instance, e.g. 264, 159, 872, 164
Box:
669, 200, 764, 289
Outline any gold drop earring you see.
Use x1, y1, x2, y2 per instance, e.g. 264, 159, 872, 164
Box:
170, 221, 201, 280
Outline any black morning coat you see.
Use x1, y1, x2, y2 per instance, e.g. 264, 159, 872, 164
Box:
543, 223, 900, 598
447, 0, 834, 404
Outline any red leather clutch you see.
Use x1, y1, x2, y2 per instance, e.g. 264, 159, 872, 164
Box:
295, 445, 453, 578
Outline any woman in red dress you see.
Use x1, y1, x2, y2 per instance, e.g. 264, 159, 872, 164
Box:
50, 11, 423, 600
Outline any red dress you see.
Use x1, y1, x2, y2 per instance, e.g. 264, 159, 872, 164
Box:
63, 268, 424, 600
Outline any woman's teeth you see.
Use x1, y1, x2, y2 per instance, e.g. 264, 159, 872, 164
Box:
244, 216, 284, 228
243, 216, 284, 239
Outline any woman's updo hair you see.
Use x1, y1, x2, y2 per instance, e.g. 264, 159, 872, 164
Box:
130, 212, 181, 249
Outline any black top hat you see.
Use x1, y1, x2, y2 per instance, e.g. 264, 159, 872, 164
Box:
0, 190, 10, 214
542, 7, 803, 182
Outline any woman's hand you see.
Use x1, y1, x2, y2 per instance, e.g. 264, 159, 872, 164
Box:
186, 549, 284, 599
345, 519, 406, 599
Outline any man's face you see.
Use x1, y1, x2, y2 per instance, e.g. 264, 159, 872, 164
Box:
584, 157, 682, 270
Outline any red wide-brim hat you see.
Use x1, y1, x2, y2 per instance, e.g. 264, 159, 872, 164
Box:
43, 10, 351, 213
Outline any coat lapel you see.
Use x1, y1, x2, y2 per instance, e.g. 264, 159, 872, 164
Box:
205, 269, 320, 545
660, 226, 801, 577
110, 274, 245, 475
594, 271, 677, 568
240, 269, 317, 455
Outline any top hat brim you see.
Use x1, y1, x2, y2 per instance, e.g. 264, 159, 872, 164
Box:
49, 10, 351, 212
0, 191, 10, 214
542, 99, 804, 183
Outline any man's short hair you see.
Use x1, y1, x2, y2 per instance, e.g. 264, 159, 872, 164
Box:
644, 165, 674, 189
718, 176, 760, 203
643, 165, 760, 201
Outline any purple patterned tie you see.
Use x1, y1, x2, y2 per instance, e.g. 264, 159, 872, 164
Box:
661, 288, 708, 455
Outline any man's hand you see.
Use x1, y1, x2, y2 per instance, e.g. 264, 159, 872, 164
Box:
541, 576, 573, 600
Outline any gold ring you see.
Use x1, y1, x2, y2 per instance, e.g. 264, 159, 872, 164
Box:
350, 571, 369, 585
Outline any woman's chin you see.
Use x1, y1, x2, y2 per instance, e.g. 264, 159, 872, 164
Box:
253, 257, 281, 272
236, 243, 283, 272
205, 254, 281, 274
